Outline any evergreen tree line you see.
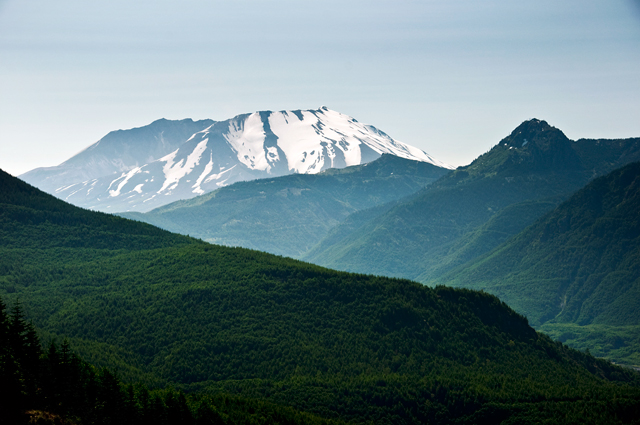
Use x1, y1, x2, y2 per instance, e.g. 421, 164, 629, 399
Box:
0, 297, 338, 425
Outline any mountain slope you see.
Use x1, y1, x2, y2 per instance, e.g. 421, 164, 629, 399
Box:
19, 118, 214, 195
439, 161, 640, 364
304, 119, 640, 282
121, 154, 450, 257
23, 107, 450, 213
2, 168, 640, 424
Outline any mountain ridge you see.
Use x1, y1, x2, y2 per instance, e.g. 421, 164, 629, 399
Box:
303, 119, 640, 282
20, 118, 214, 195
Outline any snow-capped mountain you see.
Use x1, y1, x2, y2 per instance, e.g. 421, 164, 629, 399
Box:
21, 107, 452, 213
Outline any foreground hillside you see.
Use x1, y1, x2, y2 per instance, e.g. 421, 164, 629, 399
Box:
1, 168, 640, 424
440, 161, 640, 366
304, 120, 640, 283
121, 155, 449, 257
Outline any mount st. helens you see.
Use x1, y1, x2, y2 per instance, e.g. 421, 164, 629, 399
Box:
20, 107, 450, 213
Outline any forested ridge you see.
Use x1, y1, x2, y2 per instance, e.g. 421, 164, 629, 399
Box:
0, 165, 192, 251
440, 161, 640, 365
2, 168, 640, 424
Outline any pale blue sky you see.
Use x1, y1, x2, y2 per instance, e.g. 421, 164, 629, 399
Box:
1, 0, 639, 176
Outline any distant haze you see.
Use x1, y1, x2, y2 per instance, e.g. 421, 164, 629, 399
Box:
1, 0, 639, 176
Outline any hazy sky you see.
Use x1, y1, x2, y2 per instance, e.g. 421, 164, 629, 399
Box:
1, 0, 639, 176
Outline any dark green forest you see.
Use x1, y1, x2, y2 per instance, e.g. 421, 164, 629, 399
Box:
0, 297, 341, 425
2, 167, 640, 424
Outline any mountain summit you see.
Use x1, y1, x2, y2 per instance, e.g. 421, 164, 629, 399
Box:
500, 118, 563, 148
20, 107, 450, 212
496, 118, 581, 172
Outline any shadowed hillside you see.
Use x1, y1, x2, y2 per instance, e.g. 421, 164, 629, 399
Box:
440, 161, 640, 365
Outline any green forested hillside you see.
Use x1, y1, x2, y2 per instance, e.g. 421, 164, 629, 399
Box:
303, 120, 640, 283
120, 154, 448, 258
440, 161, 640, 365
0, 297, 341, 425
3, 168, 640, 424
303, 199, 403, 261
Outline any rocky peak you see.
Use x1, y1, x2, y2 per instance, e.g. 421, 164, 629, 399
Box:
499, 119, 569, 150
497, 119, 581, 172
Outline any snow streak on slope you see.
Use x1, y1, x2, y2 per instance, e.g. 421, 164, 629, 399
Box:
160, 138, 210, 193
36, 107, 451, 213
224, 113, 271, 171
